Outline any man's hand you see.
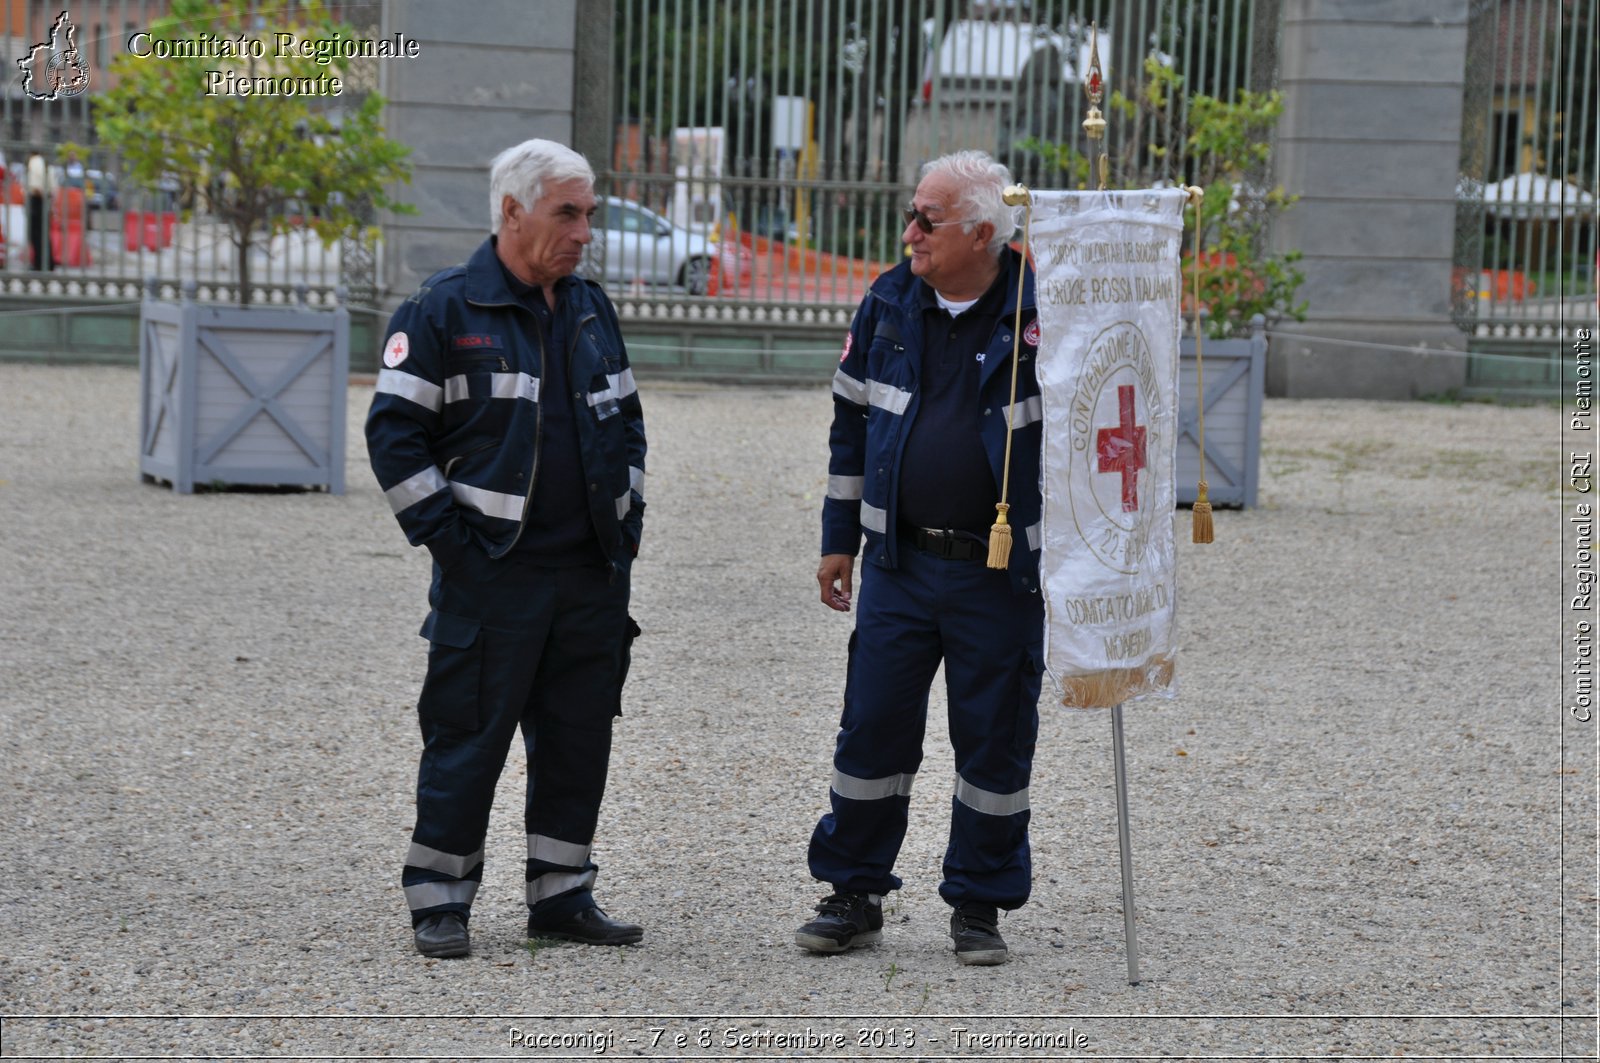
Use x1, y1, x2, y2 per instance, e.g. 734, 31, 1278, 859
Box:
818, 553, 855, 612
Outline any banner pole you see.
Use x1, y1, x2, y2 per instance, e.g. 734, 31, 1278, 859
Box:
1110, 700, 1141, 984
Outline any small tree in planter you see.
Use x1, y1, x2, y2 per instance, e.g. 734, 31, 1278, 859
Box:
96, 0, 415, 304
107, 0, 415, 493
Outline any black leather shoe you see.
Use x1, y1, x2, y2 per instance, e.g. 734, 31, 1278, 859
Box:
413, 912, 470, 958
527, 905, 643, 946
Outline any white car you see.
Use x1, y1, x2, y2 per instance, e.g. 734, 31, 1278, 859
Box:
587, 195, 748, 295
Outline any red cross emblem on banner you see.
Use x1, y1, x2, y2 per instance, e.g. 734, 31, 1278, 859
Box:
1096, 384, 1148, 512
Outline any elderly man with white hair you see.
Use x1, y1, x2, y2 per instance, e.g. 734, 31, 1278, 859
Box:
367, 138, 647, 958
801, 150, 1044, 966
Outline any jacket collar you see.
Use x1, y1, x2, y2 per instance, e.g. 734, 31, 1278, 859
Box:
463, 236, 577, 308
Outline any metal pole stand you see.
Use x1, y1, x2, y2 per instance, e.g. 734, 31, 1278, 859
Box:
1110, 701, 1141, 984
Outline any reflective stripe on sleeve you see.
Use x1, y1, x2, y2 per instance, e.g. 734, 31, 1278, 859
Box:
832, 368, 868, 406
589, 369, 637, 406
404, 879, 480, 912
866, 379, 913, 416
527, 834, 592, 868
828, 475, 864, 500
1025, 522, 1041, 553
831, 768, 916, 801
860, 502, 887, 534
386, 466, 449, 514
954, 774, 1030, 816
405, 842, 484, 879
450, 481, 525, 522
614, 488, 631, 520
629, 466, 645, 496
526, 868, 598, 906
376, 369, 442, 413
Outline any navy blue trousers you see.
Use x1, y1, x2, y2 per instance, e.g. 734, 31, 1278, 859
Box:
807, 544, 1044, 909
401, 552, 632, 926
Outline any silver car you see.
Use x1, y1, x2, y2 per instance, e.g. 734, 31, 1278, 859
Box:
586, 195, 746, 295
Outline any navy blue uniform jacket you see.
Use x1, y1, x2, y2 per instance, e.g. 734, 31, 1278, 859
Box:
821, 247, 1041, 594
366, 238, 646, 573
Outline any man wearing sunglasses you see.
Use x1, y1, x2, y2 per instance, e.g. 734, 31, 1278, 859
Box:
800, 150, 1044, 967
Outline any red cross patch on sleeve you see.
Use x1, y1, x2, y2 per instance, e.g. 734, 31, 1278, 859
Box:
840, 332, 853, 363
1023, 320, 1041, 347
383, 332, 410, 369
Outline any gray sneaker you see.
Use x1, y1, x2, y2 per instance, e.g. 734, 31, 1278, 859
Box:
794, 891, 883, 953
949, 902, 1008, 965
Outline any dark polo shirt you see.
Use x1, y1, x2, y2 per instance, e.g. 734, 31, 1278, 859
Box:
896, 267, 1009, 537
500, 258, 606, 566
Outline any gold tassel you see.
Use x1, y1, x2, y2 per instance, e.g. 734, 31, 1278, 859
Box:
987, 502, 1013, 569
1191, 480, 1214, 544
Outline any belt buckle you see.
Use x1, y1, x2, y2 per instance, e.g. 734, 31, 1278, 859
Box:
923, 527, 958, 560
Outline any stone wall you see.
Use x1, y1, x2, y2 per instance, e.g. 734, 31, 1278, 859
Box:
377, 0, 593, 307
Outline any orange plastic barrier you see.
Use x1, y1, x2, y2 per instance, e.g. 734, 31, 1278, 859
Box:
124, 210, 178, 251
48, 188, 90, 267
1451, 266, 1535, 302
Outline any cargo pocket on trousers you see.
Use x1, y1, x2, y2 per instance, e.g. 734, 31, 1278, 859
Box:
1014, 643, 1044, 754
614, 615, 642, 717
837, 629, 860, 727
417, 609, 483, 730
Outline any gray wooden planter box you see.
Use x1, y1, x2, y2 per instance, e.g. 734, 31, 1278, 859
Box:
1177, 315, 1265, 509
138, 282, 349, 494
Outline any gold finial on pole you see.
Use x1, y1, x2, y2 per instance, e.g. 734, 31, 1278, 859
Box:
1083, 23, 1108, 190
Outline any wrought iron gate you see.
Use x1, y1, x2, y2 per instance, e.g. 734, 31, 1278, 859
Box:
1456, 0, 1598, 394
603, 0, 1276, 343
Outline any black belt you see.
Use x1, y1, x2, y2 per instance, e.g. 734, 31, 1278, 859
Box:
901, 526, 987, 561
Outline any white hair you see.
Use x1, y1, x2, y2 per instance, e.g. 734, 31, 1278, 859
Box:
920, 150, 1017, 255
488, 139, 595, 234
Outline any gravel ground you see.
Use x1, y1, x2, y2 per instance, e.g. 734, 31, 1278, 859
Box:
0, 363, 1590, 1060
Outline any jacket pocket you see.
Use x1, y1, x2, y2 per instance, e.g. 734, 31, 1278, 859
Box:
417, 609, 483, 729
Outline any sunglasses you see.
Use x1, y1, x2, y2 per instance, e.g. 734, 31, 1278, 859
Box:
902, 204, 967, 234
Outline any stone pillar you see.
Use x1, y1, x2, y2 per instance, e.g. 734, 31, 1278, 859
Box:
1268, 0, 1472, 398
572, 2, 615, 186
377, 0, 585, 304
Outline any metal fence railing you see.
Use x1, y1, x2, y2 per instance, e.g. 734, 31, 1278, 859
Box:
602, 0, 1278, 326
0, 141, 355, 306
1455, 0, 1597, 380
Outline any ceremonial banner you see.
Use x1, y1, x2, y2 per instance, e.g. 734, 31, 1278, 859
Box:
1029, 189, 1187, 707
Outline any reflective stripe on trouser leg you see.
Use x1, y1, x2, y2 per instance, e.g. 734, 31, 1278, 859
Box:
523, 710, 612, 921
403, 839, 485, 917
931, 544, 1044, 910
521, 564, 630, 921
405, 564, 558, 925
807, 560, 943, 895
405, 641, 536, 922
